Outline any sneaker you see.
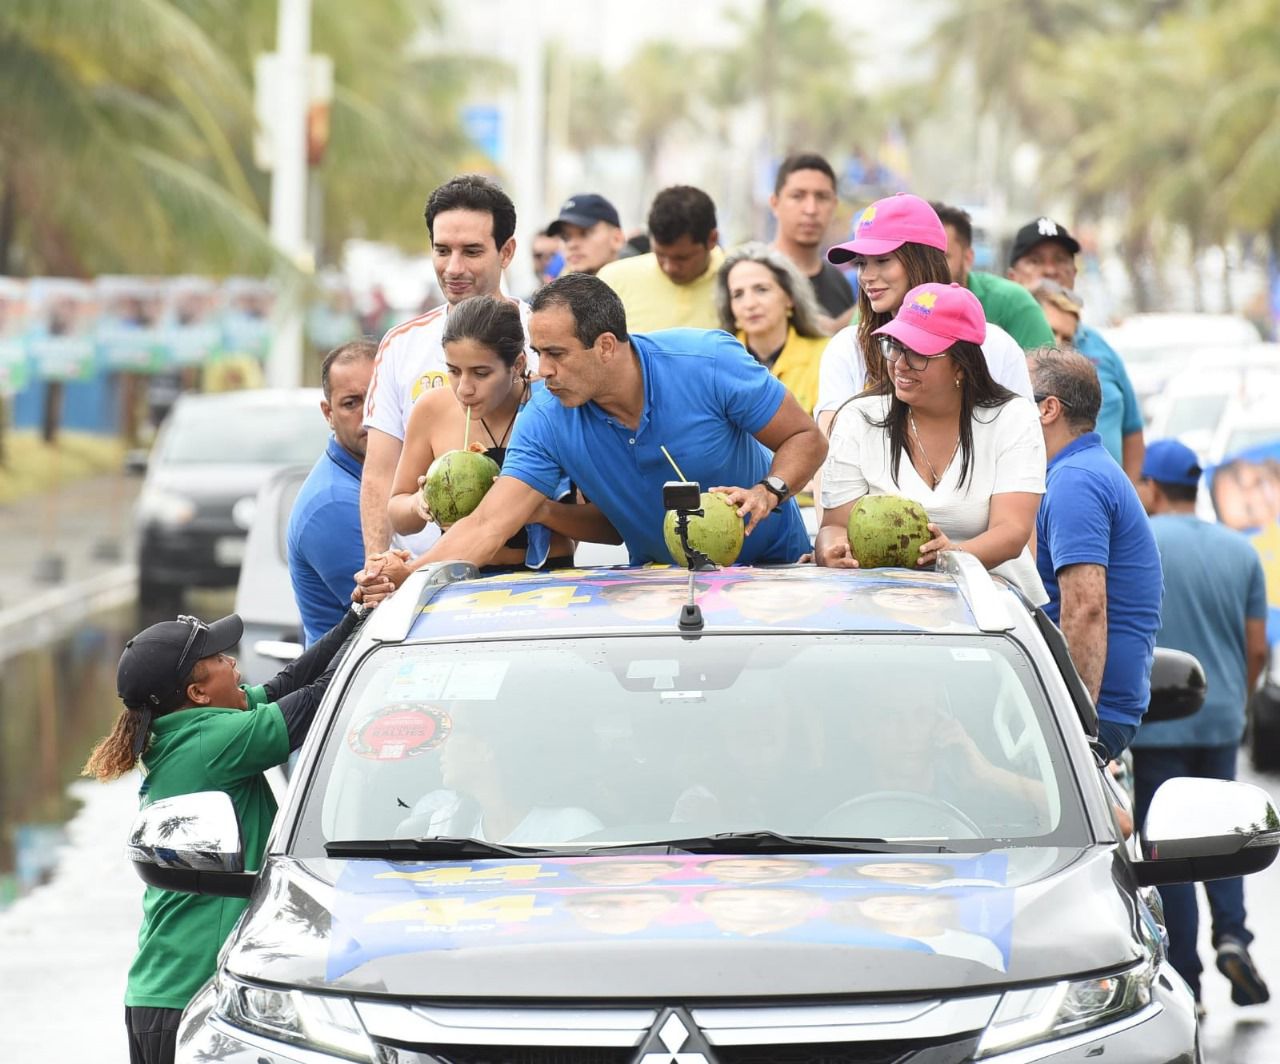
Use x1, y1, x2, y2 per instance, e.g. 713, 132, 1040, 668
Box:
1215, 937, 1271, 1006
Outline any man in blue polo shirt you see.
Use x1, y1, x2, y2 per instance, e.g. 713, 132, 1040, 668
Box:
1028, 347, 1163, 759
287, 339, 376, 645
1132, 438, 1269, 1009
362, 272, 823, 582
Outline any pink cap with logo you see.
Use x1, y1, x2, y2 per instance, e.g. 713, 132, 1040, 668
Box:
827, 193, 948, 264
872, 282, 987, 356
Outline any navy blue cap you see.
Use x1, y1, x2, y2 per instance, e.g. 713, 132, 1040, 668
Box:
548, 194, 621, 236
1142, 439, 1202, 487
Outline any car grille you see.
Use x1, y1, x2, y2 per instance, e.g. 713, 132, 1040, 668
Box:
378, 1049, 632, 1064
715, 1034, 981, 1063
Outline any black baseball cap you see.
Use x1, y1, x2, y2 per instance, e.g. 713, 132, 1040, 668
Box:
548, 194, 621, 236
1009, 217, 1082, 266
117, 613, 243, 715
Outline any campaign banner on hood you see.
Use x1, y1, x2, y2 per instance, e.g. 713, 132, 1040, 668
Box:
26, 279, 97, 381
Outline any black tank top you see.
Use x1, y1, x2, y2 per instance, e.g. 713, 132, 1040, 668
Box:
484, 446, 529, 550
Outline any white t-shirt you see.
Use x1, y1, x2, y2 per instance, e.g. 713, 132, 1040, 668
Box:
363, 298, 534, 555
814, 321, 1032, 417
821, 394, 1048, 604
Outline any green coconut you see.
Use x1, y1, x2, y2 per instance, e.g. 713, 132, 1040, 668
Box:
847, 494, 931, 568
423, 449, 501, 525
663, 491, 745, 567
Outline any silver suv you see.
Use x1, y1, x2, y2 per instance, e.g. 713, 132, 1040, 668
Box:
129, 554, 1279, 1063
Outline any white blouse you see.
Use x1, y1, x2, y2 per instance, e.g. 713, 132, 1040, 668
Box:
821, 394, 1048, 604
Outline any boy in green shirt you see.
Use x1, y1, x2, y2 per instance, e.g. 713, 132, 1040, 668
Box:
84, 604, 367, 1064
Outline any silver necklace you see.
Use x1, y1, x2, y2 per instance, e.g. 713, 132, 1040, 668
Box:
909, 411, 960, 488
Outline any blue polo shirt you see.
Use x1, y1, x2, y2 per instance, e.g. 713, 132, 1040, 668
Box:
1133, 514, 1267, 748
1036, 432, 1163, 727
503, 329, 811, 565
287, 436, 365, 646
1074, 326, 1143, 466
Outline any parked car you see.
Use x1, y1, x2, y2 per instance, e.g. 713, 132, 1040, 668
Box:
130, 555, 1277, 1064
1101, 313, 1261, 416
231, 464, 311, 686
1247, 647, 1280, 772
130, 389, 328, 611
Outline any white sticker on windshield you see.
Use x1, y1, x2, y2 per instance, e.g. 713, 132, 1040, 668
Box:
442, 661, 509, 700
950, 648, 992, 661
381, 661, 451, 701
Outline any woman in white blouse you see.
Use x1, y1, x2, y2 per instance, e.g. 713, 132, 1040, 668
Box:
815, 282, 1047, 604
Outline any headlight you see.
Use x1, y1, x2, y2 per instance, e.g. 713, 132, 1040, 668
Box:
231, 495, 257, 530
138, 489, 196, 528
214, 973, 373, 1061
975, 957, 1156, 1058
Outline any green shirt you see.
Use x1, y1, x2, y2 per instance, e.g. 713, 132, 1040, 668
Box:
125, 684, 289, 1010
966, 270, 1055, 350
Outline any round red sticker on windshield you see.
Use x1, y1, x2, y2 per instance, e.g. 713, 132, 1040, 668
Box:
347, 704, 451, 760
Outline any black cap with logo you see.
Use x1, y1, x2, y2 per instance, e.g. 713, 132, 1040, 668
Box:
1009, 217, 1082, 266
548, 194, 621, 237
118, 613, 243, 719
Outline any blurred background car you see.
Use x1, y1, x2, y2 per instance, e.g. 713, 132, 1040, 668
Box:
129, 389, 328, 613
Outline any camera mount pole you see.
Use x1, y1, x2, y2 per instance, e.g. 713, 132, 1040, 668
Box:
675, 506, 713, 633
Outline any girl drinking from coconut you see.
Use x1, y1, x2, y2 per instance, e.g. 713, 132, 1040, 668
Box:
388, 295, 619, 570
814, 282, 1047, 605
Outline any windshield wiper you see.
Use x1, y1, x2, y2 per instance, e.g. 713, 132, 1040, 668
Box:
324, 837, 561, 860
581, 830, 955, 856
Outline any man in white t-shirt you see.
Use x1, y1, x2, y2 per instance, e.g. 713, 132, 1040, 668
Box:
361, 174, 533, 557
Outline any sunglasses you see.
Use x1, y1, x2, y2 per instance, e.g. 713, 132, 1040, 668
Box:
175, 614, 208, 681
878, 336, 931, 372
1033, 393, 1075, 409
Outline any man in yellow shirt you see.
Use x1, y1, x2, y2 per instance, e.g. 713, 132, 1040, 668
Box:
597, 185, 724, 331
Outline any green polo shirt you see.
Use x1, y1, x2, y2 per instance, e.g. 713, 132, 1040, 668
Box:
967, 270, 1055, 350
125, 684, 289, 1010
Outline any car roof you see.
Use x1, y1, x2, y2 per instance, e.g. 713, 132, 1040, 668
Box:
394, 564, 1004, 642
173, 387, 322, 411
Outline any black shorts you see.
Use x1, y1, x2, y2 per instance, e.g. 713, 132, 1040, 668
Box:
126, 1005, 181, 1064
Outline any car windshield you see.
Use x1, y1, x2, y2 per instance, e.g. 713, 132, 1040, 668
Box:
293, 634, 1086, 854
159, 401, 329, 465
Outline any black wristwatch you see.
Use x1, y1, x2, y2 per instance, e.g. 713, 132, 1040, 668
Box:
757, 475, 790, 512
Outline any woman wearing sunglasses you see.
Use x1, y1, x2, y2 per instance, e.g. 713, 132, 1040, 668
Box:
83, 604, 370, 1064
813, 194, 1033, 443
815, 282, 1047, 604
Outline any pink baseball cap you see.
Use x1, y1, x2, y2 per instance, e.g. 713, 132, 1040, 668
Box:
827, 193, 947, 264
872, 282, 987, 356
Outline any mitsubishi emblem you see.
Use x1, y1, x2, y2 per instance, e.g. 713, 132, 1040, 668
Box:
634, 1007, 715, 1063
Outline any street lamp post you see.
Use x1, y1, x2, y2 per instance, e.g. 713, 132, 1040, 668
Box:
265, 0, 312, 389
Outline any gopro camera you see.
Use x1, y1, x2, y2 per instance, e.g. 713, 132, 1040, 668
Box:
662, 480, 702, 512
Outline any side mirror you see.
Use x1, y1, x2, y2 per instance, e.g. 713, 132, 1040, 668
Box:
126, 791, 255, 898
1145, 646, 1206, 723
124, 448, 149, 476
1135, 777, 1280, 886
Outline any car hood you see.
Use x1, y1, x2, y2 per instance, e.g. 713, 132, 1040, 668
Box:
224, 848, 1146, 999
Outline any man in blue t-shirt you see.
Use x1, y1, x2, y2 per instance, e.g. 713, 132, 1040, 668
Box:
1029, 348, 1163, 759
1131, 438, 1270, 1008
287, 340, 376, 645
359, 272, 823, 585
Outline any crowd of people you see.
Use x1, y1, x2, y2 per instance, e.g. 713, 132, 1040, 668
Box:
86, 155, 1271, 1062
